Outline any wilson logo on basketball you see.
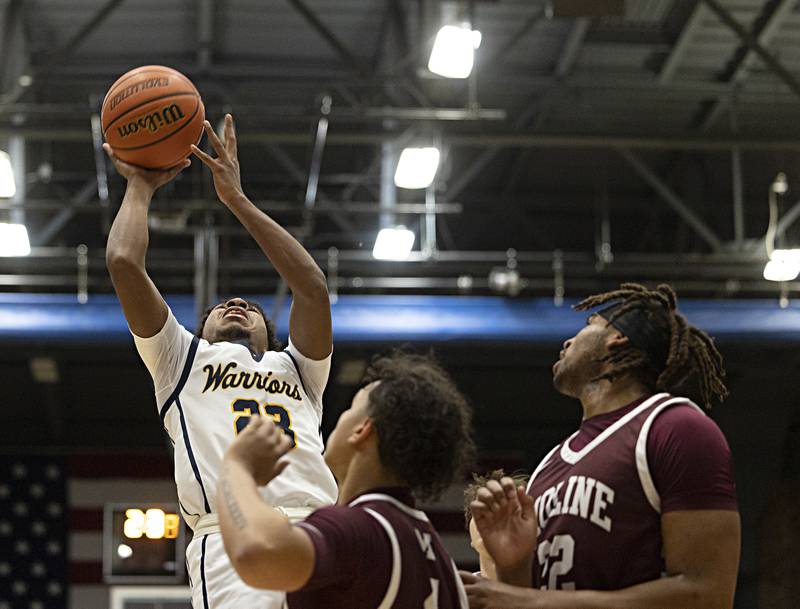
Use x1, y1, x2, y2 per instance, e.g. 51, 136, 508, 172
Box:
116, 104, 186, 139
108, 77, 170, 111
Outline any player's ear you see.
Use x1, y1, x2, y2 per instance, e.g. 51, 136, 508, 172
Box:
606, 330, 629, 350
348, 416, 375, 447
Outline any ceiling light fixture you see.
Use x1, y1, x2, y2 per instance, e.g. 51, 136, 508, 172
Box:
394, 147, 441, 189
0, 223, 30, 257
428, 24, 480, 79
763, 249, 800, 282
0, 151, 16, 198
372, 226, 416, 261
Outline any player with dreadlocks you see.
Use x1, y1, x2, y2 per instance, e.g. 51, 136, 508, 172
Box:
462, 283, 740, 609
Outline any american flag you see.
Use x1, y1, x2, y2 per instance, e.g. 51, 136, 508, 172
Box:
2, 453, 488, 609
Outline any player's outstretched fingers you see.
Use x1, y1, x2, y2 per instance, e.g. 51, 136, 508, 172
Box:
203, 120, 228, 160
224, 114, 238, 160
518, 486, 535, 519
500, 476, 518, 498
485, 479, 508, 508
475, 487, 502, 513
190, 144, 216, 168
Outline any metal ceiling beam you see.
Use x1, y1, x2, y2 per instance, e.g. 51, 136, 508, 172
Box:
0, 0, 25, 93
3, 198, 463, 215
617, 147, 723, 252
34, 61, 800, 99
444, 94, 556, 202
503, 15, 589, 194
263, 143, 356, 232
555, 18, 590, 78
34, 179, 98, 246
2, 0, 124, 106
57, 0, 125, 59
7, 127, 800, 152
698, 0, 796, 131
196, 0, 214, 71
284, 0, 370, 76
659, 4, 709, 84
484, 6, 547, 67
700, 0, 800, 100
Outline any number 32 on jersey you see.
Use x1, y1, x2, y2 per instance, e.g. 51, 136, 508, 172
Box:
231, 398, 297, 448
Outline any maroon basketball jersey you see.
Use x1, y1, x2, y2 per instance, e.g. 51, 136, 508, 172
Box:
527, 393, 701, 590
288, 490, 468, 609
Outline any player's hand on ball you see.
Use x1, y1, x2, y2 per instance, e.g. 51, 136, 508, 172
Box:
225, 416, 292, 486
470, 477, 538, 572
191, 114, 244, 206
102, 143, 190, 192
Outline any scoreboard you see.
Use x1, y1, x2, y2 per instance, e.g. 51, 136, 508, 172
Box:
103, 503, 186, 583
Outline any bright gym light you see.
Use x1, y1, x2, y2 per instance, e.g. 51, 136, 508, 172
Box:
0, 223, 30, 257
763, 249, 800, 282
428, 25, 480, 79
373, 227, 416, 261
394, 147, 441, 189
0, 151, 16, 198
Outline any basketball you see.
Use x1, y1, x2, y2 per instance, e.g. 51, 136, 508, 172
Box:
101, 65, 204, 169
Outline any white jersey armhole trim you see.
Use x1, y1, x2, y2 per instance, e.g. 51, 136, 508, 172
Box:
364, 508, 402, 609
560, 393, 670, 464
350, 493, 430, 523
527, 443, 562, 493
635, 397, 704, 513
451, 559, 469, 609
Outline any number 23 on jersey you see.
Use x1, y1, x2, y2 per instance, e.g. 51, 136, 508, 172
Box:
231, 398, 297, 448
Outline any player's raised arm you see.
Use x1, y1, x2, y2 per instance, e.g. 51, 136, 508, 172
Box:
219, 416, 316, 591
192, 115, 332, 360
104, 145, 190, 338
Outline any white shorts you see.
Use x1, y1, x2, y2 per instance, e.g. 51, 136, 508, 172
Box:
186, 532, 286, 609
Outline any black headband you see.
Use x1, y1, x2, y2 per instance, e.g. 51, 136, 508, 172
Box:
596, 302, 669, 368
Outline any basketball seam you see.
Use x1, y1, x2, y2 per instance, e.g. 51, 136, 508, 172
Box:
103, 92, 198, 134
111, 101, 203, 152
103, 67, 197, 122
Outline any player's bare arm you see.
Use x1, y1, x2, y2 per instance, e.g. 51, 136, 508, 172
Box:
105, 145, 190, 337
218, 416, 316, 592
470, 476, 537, 586
463, 509, 740, 609
192, 115, 332, 360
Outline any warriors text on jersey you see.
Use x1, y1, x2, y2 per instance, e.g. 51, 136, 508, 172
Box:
288, 488, 468, 609
133, 309, 338, 528
527, 393, 738, 591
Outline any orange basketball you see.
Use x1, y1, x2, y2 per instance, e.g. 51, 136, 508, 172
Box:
102, 65, 204, 169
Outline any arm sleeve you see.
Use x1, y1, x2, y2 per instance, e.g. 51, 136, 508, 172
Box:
647, 405, 738, 513
286, 339, 332, 404
294, 505, 388, 590
131, 308, 195, 402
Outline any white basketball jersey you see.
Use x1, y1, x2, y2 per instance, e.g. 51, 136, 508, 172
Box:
133, 309, 338, 528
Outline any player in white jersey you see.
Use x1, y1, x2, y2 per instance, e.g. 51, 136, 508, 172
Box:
104, 114, 337, 609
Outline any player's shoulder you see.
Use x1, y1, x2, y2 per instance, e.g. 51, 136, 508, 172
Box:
651, 397, 715, 429
302, 503, 384, 539
648, 397, 730, 454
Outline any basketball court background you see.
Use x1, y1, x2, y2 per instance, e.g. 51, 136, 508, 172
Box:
1, 1, 800, 608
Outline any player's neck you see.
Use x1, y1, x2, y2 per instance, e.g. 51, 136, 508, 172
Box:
578, 376, 650, 420
336, 456, 406, 505
228, 337, 265, 355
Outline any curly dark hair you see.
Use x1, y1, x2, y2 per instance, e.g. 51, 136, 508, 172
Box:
360, 351, 476, 503
195, 299, 282, 352
575, 283, 728, 409
463, 469, 530, 526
